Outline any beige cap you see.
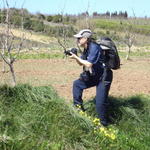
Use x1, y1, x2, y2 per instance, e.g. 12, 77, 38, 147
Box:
74, 29, 93, 38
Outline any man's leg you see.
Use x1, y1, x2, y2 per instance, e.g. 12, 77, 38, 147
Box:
95, 69, 113, 126
73, 78, 96, 106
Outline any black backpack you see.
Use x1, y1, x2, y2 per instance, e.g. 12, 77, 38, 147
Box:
97, 37, 120, 70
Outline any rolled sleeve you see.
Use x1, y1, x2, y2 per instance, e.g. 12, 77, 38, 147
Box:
87, 43, 100, 64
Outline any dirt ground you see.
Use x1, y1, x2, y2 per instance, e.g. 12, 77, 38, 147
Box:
0, 58, 150, 101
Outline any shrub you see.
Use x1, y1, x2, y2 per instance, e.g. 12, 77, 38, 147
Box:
47, 15, 53, 22
44, 25, 76, 37
31, 20, 44, 32
36, 13, 46, 20
23, 17, 32, 30
52, 14, 62, 23
0, 12, 6, 23
10, 15, 22, 27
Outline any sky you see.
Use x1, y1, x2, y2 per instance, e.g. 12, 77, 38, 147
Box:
1, 0, 150, 17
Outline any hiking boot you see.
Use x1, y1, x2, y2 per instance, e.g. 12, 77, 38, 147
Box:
73, 104, 85, 112
100, 120, 109, 127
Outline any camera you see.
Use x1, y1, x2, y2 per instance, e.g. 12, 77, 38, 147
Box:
64, 48, 78, 56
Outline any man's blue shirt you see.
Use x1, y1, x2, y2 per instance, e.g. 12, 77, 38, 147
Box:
81, 42, 104, 76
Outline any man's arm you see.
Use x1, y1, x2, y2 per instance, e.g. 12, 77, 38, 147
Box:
70, 53, 93, 68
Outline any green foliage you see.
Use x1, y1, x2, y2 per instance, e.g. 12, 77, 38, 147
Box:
47, 15, 53, 22
52, 15, 62, 23
10, 15, 22, 27
46, 15, 76, 24
63, 16, 70, 23
23, 17, 32, 30
0, 84, 150, 150
36, 13, 46, 20
96, 30, 121, 41
31, 20, 45, 32
44, 25, 76, 37
0, 12, 6, 23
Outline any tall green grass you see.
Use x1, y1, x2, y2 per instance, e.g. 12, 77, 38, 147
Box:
0, 84, 149, 150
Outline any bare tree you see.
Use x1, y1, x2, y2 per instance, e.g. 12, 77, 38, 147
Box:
77, 1, 95, 31
56, 3, 77, 56
21, 0, 26, 30
0, 1, 6, 73
0, 0, 25, 86
123, 24, 135, 60
56, 8, 68, 55
57, 1, 95, 55
85, 0, 90, 29
121, 9, 137, 60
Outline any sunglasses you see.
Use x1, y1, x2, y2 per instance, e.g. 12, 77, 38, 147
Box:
77, 37, 82, 40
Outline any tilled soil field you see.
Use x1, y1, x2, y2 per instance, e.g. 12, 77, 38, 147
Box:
0, 58, 150, 101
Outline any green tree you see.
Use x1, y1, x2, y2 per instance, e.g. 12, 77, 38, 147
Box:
52, 15, 62, 23
0, 10, 6, 23
23, 17, 32, 30
36, 13, 46, 20
10, 15, 22, 27
31, 20, 44, 32
47, 15, 53, 22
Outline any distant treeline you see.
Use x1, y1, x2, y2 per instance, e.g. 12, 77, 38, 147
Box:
0, 8, 150, 38
0, 8, 77, 37
80, 11, 128, 18
0, 8, 128, 28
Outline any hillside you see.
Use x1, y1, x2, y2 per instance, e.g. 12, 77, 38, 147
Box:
0, 84, 149, 150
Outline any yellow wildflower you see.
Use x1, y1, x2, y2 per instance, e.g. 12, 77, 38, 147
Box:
99, 127, 105, 132
79, 111, 84, 115
76, 104, 81, 108
109, 134, 116, 140
93, 118, 100, 125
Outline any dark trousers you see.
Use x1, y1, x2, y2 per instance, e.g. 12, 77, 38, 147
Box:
73, 69, 113, 121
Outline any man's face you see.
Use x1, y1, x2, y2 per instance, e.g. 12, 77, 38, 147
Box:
77, 37, 88, 47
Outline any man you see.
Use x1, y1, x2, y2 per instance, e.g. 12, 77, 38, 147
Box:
69, 29, 113, 126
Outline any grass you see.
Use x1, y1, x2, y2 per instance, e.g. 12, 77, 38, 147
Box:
119, 51, 150, 58
16, 51, 150, 60
10, 46, 150, 60
0, 84, 150, 150
18, 52, 64, 59
94, 18, 150, 35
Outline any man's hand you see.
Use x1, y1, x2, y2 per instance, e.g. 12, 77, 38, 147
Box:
69, 52, 78, 59
69, 52, 93, 68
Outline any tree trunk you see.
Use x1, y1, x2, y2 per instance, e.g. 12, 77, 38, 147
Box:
126, 46, 131, 60
2, 47, 6, 73
2, 60, 6, 73
9, 63, 16, 87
